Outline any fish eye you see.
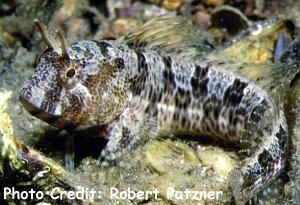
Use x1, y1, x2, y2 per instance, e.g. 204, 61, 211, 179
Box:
65, 67, 77, 78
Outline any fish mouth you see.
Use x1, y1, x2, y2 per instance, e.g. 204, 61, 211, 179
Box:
19, 95, 77, 130
19, 88, 77, 130
19, 85, 60, 114
19, 94, 59, 124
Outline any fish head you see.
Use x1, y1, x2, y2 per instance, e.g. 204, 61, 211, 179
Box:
20, 39, 129, 130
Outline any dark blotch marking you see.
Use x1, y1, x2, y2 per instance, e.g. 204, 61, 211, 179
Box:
174, 87, 191, 110
223, 79, 247, 107
194, 65, 209, 79
192, 78, 209, 98
275, 125, 288, 151
145, 105, 150, 113
249, 111, 261, 123
191, 64, 210, 98
228, 108, 234, 123
148, 86, 153, 99
163, 69, 176, 92
201, 93, 225, 137
173, 112, 179, 121
157, 91, 163, 102
181, 115, 187, 127
232, 117, 239, 126
163, 56, 172, 68
152, 107, 158, 116
258, 149, 273, 176
235, 107, 246, 116
131, 52, 148, 95
204, 107, 209, 116
151, 92, 157, 104
114, 58, 125, 70
93, 41, 111, 57
177, 87, 185, 96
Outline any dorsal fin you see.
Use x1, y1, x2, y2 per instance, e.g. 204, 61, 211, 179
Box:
120, 14, 212, 55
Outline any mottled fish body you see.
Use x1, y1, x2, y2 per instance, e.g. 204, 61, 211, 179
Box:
19, 15, 299, 204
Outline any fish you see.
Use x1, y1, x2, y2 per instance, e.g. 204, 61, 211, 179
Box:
19, 15, 299, 204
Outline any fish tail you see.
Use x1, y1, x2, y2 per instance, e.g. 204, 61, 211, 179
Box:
229, 110, 288, 204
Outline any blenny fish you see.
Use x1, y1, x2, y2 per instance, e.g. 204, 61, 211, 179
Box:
19, 15, 299, 204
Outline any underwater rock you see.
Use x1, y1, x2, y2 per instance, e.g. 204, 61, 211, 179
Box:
211, 5, 250, 34
220, 19, 294, 64
161, 0, 182, 11
203, 0, 224, 7
193, 11, 211, 29
197, 146, 236, 179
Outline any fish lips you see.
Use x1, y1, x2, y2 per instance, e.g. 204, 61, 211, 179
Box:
19, 86, 77, 130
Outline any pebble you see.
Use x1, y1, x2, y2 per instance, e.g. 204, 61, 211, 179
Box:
203, 0, 224, 7
193, 11, 211, 29
161, 0, 182, 10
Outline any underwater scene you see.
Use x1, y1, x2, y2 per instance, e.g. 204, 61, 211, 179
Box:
0, 0, 300, 204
